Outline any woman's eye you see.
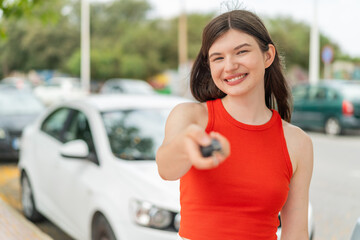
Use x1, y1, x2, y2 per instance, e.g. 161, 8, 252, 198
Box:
237, 50, 248, 55
212, 57, 223, 62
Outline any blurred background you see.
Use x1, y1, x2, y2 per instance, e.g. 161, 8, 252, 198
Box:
0, 0, 359, 94
1, 0, 360, 240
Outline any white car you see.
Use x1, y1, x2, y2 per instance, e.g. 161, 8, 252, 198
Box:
99, 78, 157, 95
18, 94, 190, 240
33, 77, 87, 106
18, 93, 314, 240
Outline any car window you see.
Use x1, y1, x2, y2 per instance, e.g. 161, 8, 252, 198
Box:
327, 89, 339, 100
341, 85, 360, 101
308, 87, 326, 101
41, 108, 71, 140
292, 86, 308, 101
63, 111, 96, 154
102, 109, 169, 160
109, 85, 123, 93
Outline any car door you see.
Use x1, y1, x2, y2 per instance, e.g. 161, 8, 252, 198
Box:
325, 88, 343, 120
291, 85, 308, 127
301, 86, 328, 128
53, 109, 101, 238
35, 107, 74, 222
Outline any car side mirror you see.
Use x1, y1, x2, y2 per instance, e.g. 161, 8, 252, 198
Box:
60, 139, 89, 159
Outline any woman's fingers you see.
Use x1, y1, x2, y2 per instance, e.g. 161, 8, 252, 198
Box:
209, 131, 231, 158
184, 126, 231, 170
184, 136, 214, 169
185, 124, 212, 146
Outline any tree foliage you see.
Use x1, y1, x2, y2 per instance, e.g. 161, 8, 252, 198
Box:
0, 0, 77, 77
0, 0, 43, 18
265, 16, 311, 70
0, 0, 356, 81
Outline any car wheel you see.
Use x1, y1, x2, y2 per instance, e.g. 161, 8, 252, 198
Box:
325, 117, 342, 135
21, 173, 44, 222
91, 213, 116, 240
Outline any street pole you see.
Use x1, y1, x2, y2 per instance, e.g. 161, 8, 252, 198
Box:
177, 0, 188, 96
81, 0, 90, 93
324, 62, 331, 79
309, 0, 320, 84
178, 5, 188, 67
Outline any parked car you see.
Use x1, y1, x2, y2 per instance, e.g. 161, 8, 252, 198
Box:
0, 90, 45, 161
291, 80, 360, 135
1, 77, 33, 90
99, 78, 156, 95
0, 83, 20, 91
18, 94, 314, 240
33, 77, 87, 106
18, 94, 190, 240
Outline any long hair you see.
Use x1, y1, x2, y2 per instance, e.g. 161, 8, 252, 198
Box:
190, 10, 292, 122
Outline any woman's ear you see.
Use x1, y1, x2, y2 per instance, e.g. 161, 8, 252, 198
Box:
264, 44, 276, 69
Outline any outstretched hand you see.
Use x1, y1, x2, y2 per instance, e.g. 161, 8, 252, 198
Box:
184, 124, 230, 170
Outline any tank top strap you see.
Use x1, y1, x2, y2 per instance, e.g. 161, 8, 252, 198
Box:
205, 99, 216, 133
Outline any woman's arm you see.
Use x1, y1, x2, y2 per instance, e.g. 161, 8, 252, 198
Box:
280, 123, 314, 240
156, 102, 230, 180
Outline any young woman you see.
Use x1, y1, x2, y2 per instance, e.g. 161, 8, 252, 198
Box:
156, 9, 313, 240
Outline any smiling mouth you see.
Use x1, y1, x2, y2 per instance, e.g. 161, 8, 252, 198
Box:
225, 73, 248, 82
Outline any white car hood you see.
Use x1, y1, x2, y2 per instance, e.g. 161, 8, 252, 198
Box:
111, 160, 180, 212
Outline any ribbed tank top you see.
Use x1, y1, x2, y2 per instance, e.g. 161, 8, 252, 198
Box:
179, 98, 293, 240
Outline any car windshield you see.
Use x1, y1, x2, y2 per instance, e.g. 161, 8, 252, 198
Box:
0, 92, 44, 115
341, 85, 360, 101
102, 108, 169, 160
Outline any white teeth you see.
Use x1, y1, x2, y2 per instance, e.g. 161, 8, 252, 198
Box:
226, 74, 247, 82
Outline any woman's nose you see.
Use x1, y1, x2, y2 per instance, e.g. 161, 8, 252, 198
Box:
224, 58, 238, 72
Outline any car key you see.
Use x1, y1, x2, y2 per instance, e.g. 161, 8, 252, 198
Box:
200, 139, 222, 157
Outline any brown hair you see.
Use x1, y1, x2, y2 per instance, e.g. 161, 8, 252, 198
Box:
190, 10, 292, 122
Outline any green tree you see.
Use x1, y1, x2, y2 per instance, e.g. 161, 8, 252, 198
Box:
264, 16, 346, 78
0, 0, 77, 77
68, 0, 155, 80
1, 0, 358, 82
265, 16, 311, 70
187, 13, 214, 60
0, 0, 43, 18
0, 0, 60, 37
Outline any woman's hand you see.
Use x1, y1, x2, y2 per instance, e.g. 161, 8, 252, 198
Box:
156, 102, 229, 180
184, 124, 230, 170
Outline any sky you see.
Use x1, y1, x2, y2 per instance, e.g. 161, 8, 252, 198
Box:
144, 0, 360, 58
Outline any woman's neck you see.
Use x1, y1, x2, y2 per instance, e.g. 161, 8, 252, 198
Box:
221, 94, 272, 125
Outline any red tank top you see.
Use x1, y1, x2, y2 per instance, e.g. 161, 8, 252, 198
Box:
179, 99, 293, 240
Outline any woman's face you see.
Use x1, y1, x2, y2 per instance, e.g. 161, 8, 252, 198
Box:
208, 29, 274, 98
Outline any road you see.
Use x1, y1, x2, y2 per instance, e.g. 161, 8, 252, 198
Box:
0, 161, 72, 240
309, 132, 360, 240
0, 131, 359, 240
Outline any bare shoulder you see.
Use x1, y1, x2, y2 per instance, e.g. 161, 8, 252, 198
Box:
168, 101, 208, 127
171, 101, 207, 114
163, 102, 209, 144
282, 120, 313, 173
282, 120, 312, 144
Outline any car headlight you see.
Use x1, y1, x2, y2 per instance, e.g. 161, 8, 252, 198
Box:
174, 212, 181, 231
130, 199, 179, 231
0, 128, 7, 139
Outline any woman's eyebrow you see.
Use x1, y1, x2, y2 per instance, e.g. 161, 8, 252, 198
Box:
209, 43, 252, 59
234, 43, 251, 50
209, 52, 221, 59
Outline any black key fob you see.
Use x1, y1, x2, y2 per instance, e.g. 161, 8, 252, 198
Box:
200, 139, 222, 157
